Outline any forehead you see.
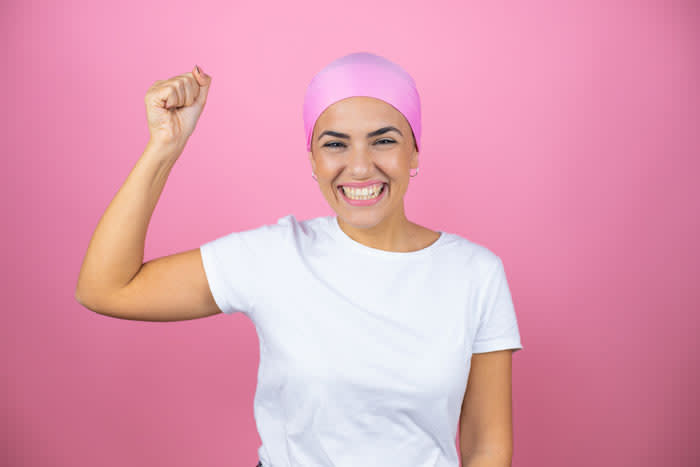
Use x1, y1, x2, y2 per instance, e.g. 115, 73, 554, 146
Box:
316, 96, 406, 129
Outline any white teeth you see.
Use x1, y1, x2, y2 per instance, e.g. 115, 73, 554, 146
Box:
341, 183, 385, 200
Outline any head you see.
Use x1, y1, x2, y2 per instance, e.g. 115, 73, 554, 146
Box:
303, 52, 422, 229
308, 96, 418, 228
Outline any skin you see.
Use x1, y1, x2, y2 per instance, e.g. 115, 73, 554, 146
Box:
459, 350, 514, 465
308, 96, 441, 253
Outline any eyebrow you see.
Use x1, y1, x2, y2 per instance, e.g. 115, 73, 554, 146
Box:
317, 126, 403, 141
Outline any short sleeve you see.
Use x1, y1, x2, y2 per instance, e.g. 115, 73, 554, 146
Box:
200, 221, 281, 315
472, 256, 523, 354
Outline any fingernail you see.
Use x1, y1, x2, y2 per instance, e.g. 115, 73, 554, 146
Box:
195, 65, 201, 75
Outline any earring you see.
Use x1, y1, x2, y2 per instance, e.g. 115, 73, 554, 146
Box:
312, 172, 318, 181
410, 167, 419, 177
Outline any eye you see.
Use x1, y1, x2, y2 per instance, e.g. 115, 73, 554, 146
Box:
322, 139, 396, 148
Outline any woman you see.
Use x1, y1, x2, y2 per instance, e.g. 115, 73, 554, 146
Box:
76, 52, 523, 467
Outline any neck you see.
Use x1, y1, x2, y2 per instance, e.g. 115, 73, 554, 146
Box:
337, 205, 417, 252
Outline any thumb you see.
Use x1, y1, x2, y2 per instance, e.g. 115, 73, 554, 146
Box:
193, 64, 212, 105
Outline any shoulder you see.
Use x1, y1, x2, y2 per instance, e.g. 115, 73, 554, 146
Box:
238, 214, 335, 254
273, 213, 330, 238
231, 213, 323, 235
201, 214, 331, 268
437, 229, 502, 275
201, 213, 311, 250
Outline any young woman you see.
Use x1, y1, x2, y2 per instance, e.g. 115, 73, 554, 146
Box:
76, 52, 523, 467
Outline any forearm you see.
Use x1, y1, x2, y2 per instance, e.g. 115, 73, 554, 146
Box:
462, 452, 512, 467
75, 140, 182, 304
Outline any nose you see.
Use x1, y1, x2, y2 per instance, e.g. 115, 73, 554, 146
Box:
346, 145, 374, 177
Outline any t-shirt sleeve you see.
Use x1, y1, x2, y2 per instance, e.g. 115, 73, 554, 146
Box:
472, 256, 523, 354
199, 221, 282, 315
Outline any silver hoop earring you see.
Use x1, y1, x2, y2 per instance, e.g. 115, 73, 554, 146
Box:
410, 167, 419, 177
312, 173, 318, 181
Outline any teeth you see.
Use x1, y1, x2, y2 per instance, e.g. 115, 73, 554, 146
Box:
341, 183, 384, 200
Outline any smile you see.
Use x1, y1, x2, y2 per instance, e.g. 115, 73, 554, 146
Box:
338, 183, 387, 206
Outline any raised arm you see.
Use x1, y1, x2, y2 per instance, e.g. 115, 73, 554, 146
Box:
75, 66, 218, 321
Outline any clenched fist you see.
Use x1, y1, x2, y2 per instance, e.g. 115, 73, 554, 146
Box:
144, 65, 212, 149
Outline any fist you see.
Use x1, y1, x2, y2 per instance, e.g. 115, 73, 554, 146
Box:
144, 65, 212, 149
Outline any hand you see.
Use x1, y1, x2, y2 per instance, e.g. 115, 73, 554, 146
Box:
144, 65, 212, 149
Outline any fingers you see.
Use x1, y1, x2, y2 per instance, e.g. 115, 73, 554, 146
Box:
150, 83, 179, 110
193, 65, 211, 88
148, 67, 210, 110
179, 72, 200, 107
172, 80, 185, 107
192, 65, 211, 106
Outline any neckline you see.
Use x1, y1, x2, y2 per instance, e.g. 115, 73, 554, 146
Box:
330, 216, 446, 258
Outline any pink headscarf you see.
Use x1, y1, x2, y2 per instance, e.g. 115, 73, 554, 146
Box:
303, 52, 422, 153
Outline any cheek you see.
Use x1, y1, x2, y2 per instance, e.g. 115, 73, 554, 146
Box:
378, 154, 409, 173
316, 156, 343, 174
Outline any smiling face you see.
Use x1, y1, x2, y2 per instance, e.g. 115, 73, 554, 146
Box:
308, 96, 419, 230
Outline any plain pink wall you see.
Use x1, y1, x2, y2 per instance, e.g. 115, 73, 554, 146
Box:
3, 0, 698, 466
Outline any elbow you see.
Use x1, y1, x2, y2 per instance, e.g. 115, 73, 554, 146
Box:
74, 274, 90, 306
74, 289, 86, 306
75, 291, 95, 312
75, 288, 100, 312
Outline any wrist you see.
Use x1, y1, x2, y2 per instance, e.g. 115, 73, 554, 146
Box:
145, 138, 185, 161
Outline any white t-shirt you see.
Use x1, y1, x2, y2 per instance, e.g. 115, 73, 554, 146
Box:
200, 214, 523, 467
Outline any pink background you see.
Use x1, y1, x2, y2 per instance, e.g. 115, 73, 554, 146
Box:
3, 0, 698, 466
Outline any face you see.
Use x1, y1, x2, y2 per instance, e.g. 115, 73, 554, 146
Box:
308, 96, 419, 229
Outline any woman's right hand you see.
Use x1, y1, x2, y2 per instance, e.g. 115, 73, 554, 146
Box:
144, 65, 212, 150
